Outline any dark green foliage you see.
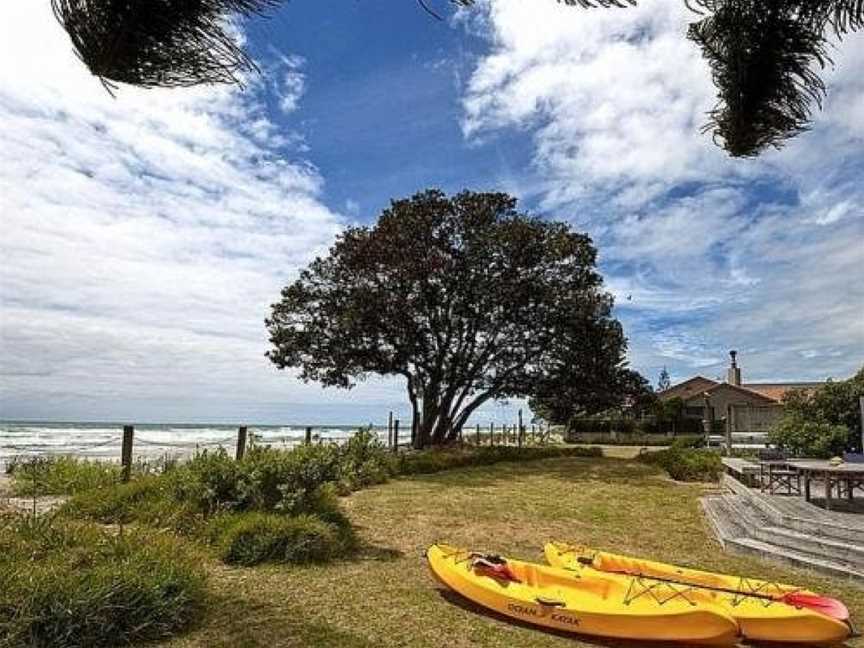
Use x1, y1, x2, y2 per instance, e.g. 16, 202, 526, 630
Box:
215, 513, 347, 566
638, 447, 723, 482
568, 432, 706, 447
338, 428, 397, 490
566, 416, 704, 437
0, 515, 206, 648
268, 190, 626, 447
51, 0, 279, 92
396, 445, 602, 476
657, 367, 671, 392
770, 366, 864, 455
688, 0, 831, 157
769, 417, 850, 458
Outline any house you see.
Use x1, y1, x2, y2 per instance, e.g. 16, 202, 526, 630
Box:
658, 351, 824, 447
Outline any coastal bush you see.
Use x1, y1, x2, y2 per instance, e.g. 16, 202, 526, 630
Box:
768, 416, 850, 458
639, 448, 722, 482
397, 445, 602, 476
215, 512, 345, 566
337, 428, 396, 490
7, 455, 121, 496
63, 476, 202, 533
0, 514, 206, 648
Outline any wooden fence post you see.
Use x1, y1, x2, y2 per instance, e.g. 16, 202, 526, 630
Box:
531, 423, 536, 444
518, 409, 524, 448
392, 419, 400, 453
305, 426, 313, 446
121, 425, 134, 482
387, 411, 394, 449
490, 422, 495, 446
236, 426, 248, 461
475, 423, 480, 446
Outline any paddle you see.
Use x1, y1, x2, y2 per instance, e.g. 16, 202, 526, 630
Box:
575, 557, 850, 622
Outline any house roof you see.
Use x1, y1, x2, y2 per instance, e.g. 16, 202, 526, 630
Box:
701, 382, 778, 404
658, 376, 718, 401
741, 382, 825, 402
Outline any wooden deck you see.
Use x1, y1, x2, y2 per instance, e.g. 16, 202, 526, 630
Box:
702, 472, 864, 584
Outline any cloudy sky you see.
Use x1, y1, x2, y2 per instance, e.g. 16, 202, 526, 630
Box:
0, 1, 862, 424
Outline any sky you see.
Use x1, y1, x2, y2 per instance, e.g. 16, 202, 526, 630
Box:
0, 0, 862, 425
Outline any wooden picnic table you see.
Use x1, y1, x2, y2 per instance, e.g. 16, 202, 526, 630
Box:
791, 461, 864, 511
759, 460, 801, 495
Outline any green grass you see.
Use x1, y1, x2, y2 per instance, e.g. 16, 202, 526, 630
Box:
0, 514, 207, 648
7, 456, 122, 496
155, 455, 864, 648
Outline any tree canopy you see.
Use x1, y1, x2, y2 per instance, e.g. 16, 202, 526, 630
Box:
266, 189, 633, 446
774, 366, 864, 453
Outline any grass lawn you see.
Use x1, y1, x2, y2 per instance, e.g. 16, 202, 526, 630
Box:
161, 455, 864, 648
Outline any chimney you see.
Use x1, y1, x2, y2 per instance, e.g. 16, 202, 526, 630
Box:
727, 350, 742, 386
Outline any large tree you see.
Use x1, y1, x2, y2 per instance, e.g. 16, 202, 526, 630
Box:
266, 189, 629, 447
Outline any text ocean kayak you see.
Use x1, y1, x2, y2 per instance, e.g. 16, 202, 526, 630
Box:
544, 542, 851, 645
427, 543, 739, 645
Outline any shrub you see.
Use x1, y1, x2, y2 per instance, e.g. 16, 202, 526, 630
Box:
215, 513, 344, 566
7, 456, 122, 497
337, 428, 396, 490
62, 476, 202, 533
242, 444, 343, 514
768, 416, 850, 458
670, 435, 707, 450
639, 448, 722, 482
0, 514, 206, 648
397, 445, 602, 476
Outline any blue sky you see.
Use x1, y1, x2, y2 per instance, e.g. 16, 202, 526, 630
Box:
0, 1, 862, 425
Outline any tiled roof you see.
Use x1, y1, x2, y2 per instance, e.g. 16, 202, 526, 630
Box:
658, 376, 718, 401
702, 382, 778, 404
742, 382, 825, 403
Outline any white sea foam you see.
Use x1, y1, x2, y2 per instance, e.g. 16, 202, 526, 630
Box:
0, 422, 389, 466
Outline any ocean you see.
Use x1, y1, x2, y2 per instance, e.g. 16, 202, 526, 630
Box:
0, 421, 391, 467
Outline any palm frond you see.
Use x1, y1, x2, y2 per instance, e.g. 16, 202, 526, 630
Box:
51, 0, 281, 91
452, 0, 636, 8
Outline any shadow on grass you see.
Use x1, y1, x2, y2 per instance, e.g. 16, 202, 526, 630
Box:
402, 456, 665, 491
435, 588, 723, 648
348, 539, 403, 563
199, 592, 379, 648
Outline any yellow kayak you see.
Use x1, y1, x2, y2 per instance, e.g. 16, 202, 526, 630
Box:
544, 542, 852, 645
427, 543, 740, 645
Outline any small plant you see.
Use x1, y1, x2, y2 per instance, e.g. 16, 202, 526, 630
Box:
639, 448, 722, 482
215, 512, 345, 566
337, 428, 396, 490
7, 455, 122, 497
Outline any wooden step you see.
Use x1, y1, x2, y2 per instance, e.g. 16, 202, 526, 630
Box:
724, 537, 864, 586
755, 526, 864, 569
721, 473, 864, 544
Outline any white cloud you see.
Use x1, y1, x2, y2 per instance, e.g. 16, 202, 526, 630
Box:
461, 0, 864, 384
273, 54, 307, 114
0, 3, 404, 422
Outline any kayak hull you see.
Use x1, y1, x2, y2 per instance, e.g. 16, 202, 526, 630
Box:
427, 544, 739, 645
544, 542, 851, 645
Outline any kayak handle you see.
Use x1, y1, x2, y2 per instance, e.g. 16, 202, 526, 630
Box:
536, 596, 566, 607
